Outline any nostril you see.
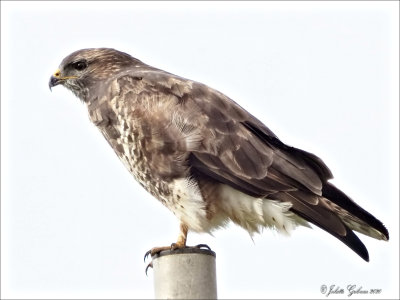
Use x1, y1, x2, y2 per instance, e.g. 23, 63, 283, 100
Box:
53, 70, 61, 77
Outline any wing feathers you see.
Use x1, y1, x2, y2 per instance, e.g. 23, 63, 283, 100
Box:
105, 70, 387, 261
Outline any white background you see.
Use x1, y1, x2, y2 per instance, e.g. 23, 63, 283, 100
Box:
1, 1, 399, 299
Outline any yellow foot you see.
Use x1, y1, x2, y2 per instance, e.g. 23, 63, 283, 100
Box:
143, 243, 212, 275
144, 243, 211, 261
144, 242, 185, 262
144, 242, 185, 276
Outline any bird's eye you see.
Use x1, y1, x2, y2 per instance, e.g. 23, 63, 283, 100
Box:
73, 60, 87, 71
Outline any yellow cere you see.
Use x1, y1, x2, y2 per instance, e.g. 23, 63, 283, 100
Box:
52, 69, 77, 80
53, 69, 61, 78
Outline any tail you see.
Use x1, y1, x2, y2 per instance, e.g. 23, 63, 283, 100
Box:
284, 182, 388, 262
322, 182, 389, 241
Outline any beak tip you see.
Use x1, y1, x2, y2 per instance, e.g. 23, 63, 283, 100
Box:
49, 75, 59, 91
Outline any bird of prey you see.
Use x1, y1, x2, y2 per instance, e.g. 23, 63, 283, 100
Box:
49, 48, 388, 262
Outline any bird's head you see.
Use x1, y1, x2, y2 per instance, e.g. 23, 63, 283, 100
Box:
49, 48, 139, 101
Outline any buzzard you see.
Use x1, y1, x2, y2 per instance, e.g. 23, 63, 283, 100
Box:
49, 48, 388, 262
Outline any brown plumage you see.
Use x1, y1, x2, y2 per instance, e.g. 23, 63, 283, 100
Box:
49, 48, 388, 261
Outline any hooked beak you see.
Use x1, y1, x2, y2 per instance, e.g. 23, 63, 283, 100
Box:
49, 77, 59, 91
48, 69, 77, 91
49, 69, 62, 91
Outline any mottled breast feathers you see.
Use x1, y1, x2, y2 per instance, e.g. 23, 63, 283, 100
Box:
87, 67, 332, 201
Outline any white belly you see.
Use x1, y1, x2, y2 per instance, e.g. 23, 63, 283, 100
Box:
167, 178, 308, 236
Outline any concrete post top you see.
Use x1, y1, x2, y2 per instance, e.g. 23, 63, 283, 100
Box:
151, 247, 216, 259
151, 246, 218, 299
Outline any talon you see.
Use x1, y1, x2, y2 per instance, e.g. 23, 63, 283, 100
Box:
144, 250, 152, 262
145, 262, 153, 276
144, 246, 174, 261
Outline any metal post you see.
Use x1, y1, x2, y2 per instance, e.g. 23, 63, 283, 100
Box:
151, 247, 217, 299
